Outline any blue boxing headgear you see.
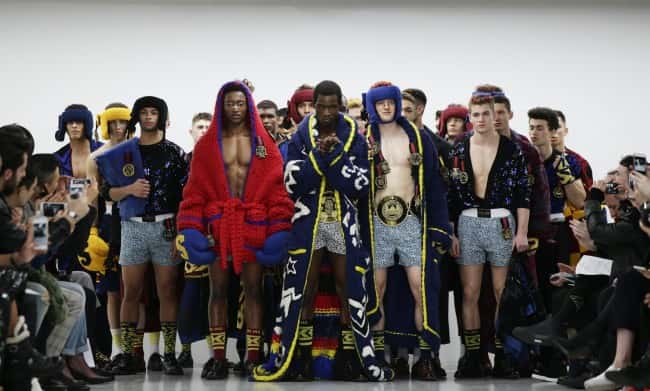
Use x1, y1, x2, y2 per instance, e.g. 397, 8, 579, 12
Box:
362, 84, 403, 125
55, 106, 94, 142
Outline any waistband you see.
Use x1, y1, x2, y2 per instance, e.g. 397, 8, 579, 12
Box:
461, 208, 511, 219
550, 213, 566, 223
130, 213, 174, 223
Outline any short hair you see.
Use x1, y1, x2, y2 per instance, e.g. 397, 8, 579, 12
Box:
555, 110, 566, 124
435, 110, 442, 120
192, 112, 213, 124
66, 103, 89, 111
401, 92, 416, 104
619, 155, 634, 168
474, 84, 511, 112
468, 95, 495, 112
313, 80, 343, 106
348, 98, 362, 110
0, 124, 32, 174
528, 107, 560, 131
277, 107, 287, 117
403, 88, 427, 106
18, 161, 36, 190
30, 154, 60, 186
257, 100, 278, 112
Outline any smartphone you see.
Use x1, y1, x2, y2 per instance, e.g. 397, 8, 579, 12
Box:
69, 178, 89, 196
633, 153, 647, 174
32, 215, 49, 251
605, 182, 619, 194
41, 202, 66, 217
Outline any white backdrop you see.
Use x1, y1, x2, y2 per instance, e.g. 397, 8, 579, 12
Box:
2, 1, 649, 177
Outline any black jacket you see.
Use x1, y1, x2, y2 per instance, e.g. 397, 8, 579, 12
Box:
0, 196, 26, 255
586, 189, 650, 279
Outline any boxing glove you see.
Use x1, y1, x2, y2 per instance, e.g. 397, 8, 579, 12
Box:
255, 231, 290, 266
175, 228, 216, 265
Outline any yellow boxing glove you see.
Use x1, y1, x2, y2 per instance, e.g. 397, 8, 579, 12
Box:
555, 154, 576, 185
78, 227, 109, 274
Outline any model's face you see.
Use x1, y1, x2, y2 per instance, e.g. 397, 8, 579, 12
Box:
139, 107, 160, 132
223, 91, 248, 127
258, 108, 278, 134
109, 119, 128, 141
552, 117, 568, 149
189, 119, 211, 143
66, 121, 84, 140
314, 94, 339, 128
446, 118, 465, 137
348, 107, 366, 132
402, 100, 417, 123
493, 103, 512, 135
375, 99, 396, 123
528, 118, 553, 148
297, 101, 314, 118
469, 104, 494, 134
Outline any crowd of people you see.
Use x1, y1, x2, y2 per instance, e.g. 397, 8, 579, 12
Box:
1, 79, 649, 391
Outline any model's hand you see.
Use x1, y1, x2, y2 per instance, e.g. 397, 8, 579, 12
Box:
318, 135, 341, 154
450, 235, 460, 258
129, 179, 150, 198
513, 232, 529, 253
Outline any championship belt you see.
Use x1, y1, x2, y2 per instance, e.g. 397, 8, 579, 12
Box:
95, 137, 147, 220
319, 190, 339, 223
376, 195, 409, 226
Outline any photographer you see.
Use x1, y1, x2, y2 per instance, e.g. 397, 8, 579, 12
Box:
0, 125, 64, 390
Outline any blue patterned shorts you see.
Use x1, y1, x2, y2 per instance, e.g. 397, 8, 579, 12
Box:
313, 222, 346, 255
119, 220, 181, 266
457, 214, 515, 267
372, 215, 422, 269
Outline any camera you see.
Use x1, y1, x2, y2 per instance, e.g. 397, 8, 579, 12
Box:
630, 153, 648, 191
32, 215, 49, 251
605, 182, 619, 194
641, 202, 650, 228
41, 202, 66, 217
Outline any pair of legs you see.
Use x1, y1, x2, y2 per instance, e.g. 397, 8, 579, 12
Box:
121, 263, 178, 327
459, 264, 508, 330
373, 266, 421, 332
302, 249, 350, 324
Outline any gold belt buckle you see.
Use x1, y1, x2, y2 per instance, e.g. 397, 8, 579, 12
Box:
376, 195, 408, 226
320, 191, 338, 223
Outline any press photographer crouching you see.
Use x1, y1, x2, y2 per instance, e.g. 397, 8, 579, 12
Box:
513, 154, 650, 390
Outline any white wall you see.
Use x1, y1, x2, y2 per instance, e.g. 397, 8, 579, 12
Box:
1, 1, 649, 177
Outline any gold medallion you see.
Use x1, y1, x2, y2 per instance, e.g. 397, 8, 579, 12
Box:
320, 192, 338, 223
377, 195, 408, 226
122, 163, 135, 177
409, 152, 422, 166
256, 145, 267, 158
375, 175, 387, 190
379, 161, 391, 174
459, 171, 469, 184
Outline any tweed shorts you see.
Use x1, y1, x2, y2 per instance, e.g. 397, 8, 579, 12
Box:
313, 222, 346, 255
373, 215, 422, 269
119, 220, 180, 266
457, 213, 515, 267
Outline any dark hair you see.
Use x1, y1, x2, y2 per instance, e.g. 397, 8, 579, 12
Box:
30, 154, 60, 187
403, 88, 427, 106
18, 160, 36, 190
619, 155, 634, 168
192, 112, 213, 124
555, 110, 566, 124
313, 80, 342, 106
257, 100, 278, 112
277, 107, 287, 117
105, 102, 128, 110
0, 125, 31, 174
435, 110, 442, 120
527, 107, 560, 131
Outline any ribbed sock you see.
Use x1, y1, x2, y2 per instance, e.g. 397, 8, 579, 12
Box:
161, 322, 177, 355
373, 330, 385, 360
246, 328, 263, 363
147, 331, 160, 354
341, 327, 355, 351
120, 322, 137, 354
463, 329, 480, 353
182, 343, 191, 353
210, 326, 227, 360
110, 328, 123, 356
133, 328, 144, 356
418, 335, 432, 354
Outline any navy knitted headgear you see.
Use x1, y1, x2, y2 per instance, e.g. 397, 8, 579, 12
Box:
55, 106, 94, 142
362, 84, 403, 125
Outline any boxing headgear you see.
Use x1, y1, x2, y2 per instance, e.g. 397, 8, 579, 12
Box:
363, 84, 402, 125
97, 107, 131, 140
287, 88, 314, 125
56, 106, 94, 142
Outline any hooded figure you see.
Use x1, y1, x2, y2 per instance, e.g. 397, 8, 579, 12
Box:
128, 96, 168, 137
54, 104, 103, 176
359, 83, 452, 375
287, 88, 314, 125
438, 104, 471, 144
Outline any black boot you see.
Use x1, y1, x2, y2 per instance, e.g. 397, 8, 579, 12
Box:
177, 350, 194, 369
392, 357, 410, 379
3, 316, 64, 385
492, 350, 520, 379
454, 351, 489, 379
202, 358, 229, 380
162, 353, 184, 375
332, 346, 363, 381
432, 353, 447, 379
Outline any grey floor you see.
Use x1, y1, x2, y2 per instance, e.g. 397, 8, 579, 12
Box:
91, 297, 570, 390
